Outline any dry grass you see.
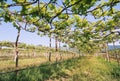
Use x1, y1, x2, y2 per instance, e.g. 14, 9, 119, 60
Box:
0, 52, 77, 72
0, 57, 47, 72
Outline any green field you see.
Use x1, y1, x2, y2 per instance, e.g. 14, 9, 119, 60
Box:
0, 56, 120, 81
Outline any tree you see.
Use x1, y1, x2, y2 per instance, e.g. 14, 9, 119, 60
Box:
0, 0, 120, 66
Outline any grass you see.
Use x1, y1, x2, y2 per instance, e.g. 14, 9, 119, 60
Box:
0, 57, 47, 72
0, 56, 120, 81
0, 51, 76, 72
0, 46, 78, 72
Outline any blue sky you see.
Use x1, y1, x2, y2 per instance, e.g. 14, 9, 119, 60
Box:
0, 22, 57, 47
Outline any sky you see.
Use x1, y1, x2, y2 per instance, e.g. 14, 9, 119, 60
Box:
0, 0, 120, 47
0, 22, 58, 47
